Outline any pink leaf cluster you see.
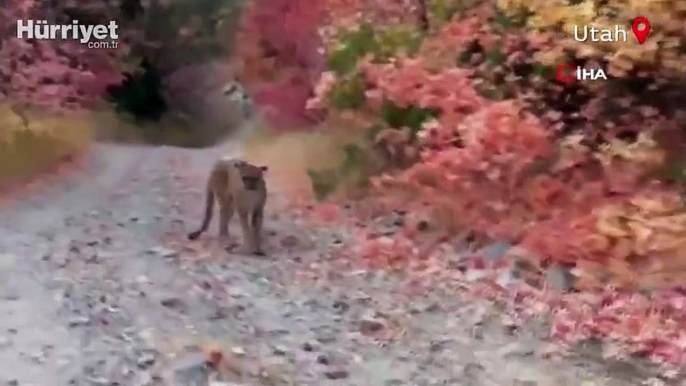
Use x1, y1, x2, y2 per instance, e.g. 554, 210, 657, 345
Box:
358, 235, 418, 270
234, 0, 326, 127
540, 289, 686, 366
248, 0, 686, 367
0, 0, 123, 111
323, 0, 421, 31
363, 60, 559, 238
352, 15, 677, 275
362, 59, 484, 114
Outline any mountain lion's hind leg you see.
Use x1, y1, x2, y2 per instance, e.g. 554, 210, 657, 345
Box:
218, 196, 233, 238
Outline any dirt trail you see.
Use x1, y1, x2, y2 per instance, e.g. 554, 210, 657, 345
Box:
0, 137, 660, 385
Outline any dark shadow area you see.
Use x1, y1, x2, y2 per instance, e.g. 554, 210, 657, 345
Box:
55, 0, 247, 149
106, 58, 167, 123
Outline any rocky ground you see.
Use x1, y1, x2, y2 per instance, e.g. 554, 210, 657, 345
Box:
0, 138, 665, 385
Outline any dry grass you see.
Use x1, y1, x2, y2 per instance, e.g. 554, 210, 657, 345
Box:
0, 104, 94, 192
241, 119, 366, 198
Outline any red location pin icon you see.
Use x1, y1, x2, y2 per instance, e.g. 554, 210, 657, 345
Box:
631, 16, 650, 44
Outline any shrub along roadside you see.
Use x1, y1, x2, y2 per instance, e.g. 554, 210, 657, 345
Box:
231, 0, 686, 369
0, 104, 94, 193
292, 0, 686, 293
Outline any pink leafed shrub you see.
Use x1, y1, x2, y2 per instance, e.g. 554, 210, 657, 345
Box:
233, 0, 325, 127
0, 0, 123, 111
236, 0, 686, 368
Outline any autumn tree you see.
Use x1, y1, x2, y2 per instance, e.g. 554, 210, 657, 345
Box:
0, 0, 124, 111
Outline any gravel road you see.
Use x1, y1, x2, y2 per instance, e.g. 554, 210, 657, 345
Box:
0, 138, 661, 385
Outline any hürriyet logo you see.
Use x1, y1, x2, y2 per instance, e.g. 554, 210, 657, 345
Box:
16, 20, 119, 49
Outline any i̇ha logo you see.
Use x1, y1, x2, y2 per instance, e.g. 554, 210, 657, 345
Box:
16, 20, 119, 49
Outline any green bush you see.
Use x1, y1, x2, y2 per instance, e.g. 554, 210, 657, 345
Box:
379, 101, 438, 137
328, 74, 368, 110
327, 24, 424, 75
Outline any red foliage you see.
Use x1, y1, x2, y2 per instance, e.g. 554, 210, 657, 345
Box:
536, 289, 686, 367
323, 0, 420, 29
234, 0, 326, 128
0, 0, 123, 111
362, 59, 485, 114
241, 0, 686, 368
